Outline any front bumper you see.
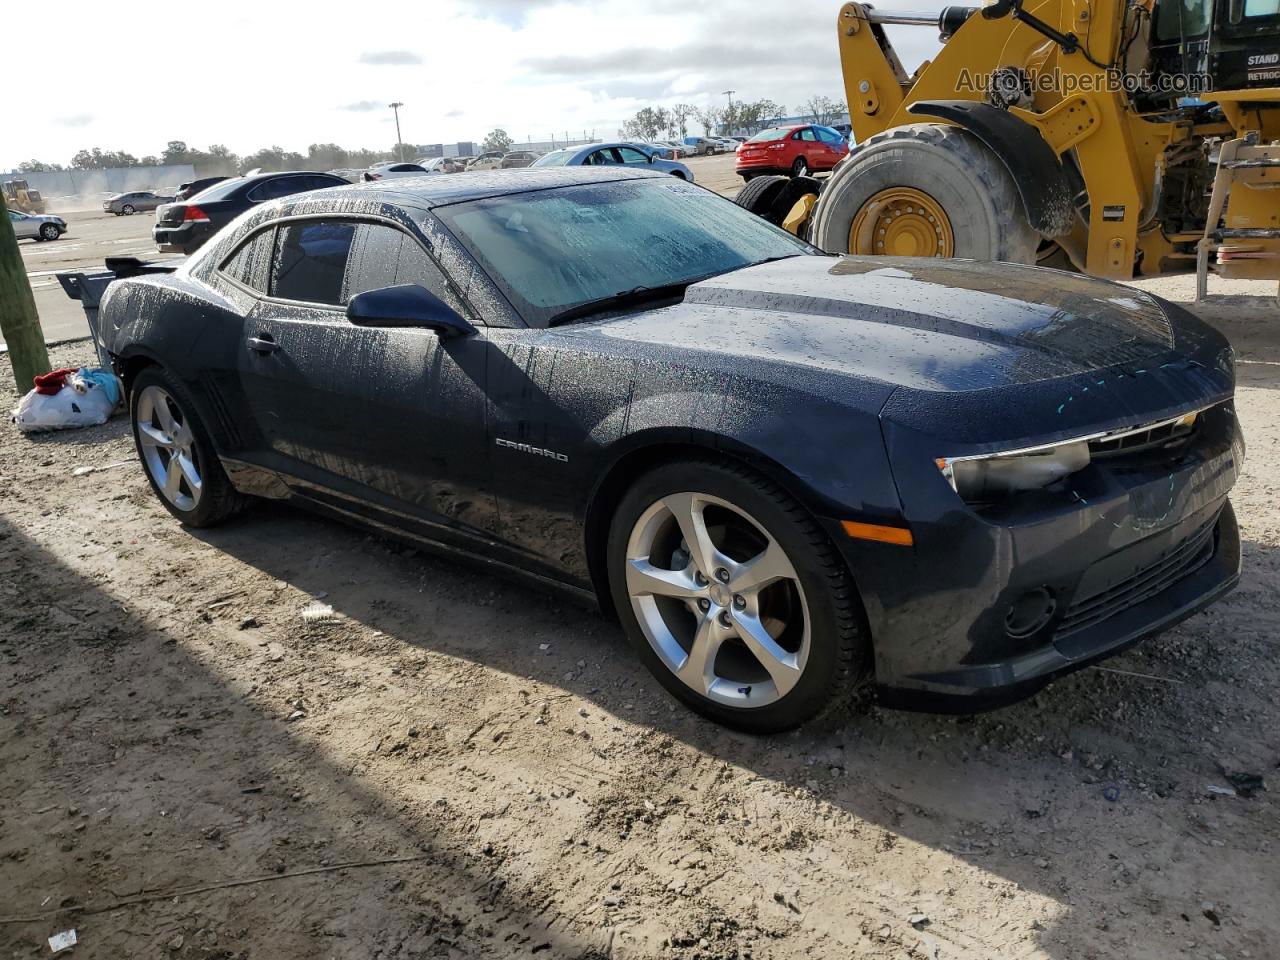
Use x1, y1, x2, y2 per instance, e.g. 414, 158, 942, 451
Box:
832, 401, 1244, 710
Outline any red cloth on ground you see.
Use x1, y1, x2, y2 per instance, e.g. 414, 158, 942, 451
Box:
33, 367, 79, 396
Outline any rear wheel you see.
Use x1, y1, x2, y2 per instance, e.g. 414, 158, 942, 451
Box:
812, 123, 1039, 262
607, 458, 869, 732
122, 204, 136, 215
791, 155, 809, 178
130, 367, 246, 528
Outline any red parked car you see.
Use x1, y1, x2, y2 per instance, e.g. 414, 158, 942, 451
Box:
735, 124, 849, 180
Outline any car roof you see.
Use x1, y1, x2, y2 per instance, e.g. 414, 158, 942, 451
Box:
314, 167, 669, 209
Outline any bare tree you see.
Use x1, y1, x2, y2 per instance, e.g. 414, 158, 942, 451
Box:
803, 95, 847, 126
695, 107, 723, 137
669, 103, 696, 140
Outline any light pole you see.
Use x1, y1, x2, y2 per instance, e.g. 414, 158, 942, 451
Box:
389, 102, 405, 161
722, 90, 735, 135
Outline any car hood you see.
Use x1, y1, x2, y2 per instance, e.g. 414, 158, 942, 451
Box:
575, 255, 1182, 394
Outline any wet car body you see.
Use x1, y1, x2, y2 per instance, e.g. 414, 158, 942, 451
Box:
94, 169, 1241, 711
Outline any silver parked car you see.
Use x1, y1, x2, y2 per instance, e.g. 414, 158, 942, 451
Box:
103, 191, 173, 216
8, 208, 66, 241
531, 143, 695, 181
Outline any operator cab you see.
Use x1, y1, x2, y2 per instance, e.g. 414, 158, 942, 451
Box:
1144, 0, 1280, 104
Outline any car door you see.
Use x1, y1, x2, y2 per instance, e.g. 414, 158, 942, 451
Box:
793, 127, 819, 166
236, 215, 494, 535
9, 210, 36, 239
582, 148, 616, 167
815, 127, 847, 169
616, 146, 652, 168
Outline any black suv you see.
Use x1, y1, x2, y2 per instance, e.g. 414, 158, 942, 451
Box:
154, 171, 346, 254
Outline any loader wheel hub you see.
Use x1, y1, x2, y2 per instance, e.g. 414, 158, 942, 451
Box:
850, 188, 953, 258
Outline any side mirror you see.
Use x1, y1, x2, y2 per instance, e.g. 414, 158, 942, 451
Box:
346, 284, 476, 338
647, 153, 656, 164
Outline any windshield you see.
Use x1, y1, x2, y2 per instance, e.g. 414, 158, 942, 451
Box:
437, 177, 814, 327
532, 151, 574, 167
189, 177, 246, 201
747, 127, 794, 143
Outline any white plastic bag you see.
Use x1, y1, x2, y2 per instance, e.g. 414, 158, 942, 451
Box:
12, 382, 118, 433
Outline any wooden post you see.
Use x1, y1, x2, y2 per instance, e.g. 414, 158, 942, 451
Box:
0, 194, 50, 391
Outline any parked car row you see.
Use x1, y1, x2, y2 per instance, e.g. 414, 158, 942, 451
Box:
148, 141, 705, 254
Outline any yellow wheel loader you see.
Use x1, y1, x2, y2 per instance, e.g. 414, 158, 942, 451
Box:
1, 179, 46, 215
742, 0, 1280, 295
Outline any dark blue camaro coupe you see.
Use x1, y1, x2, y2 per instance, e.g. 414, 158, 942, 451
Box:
93, 168, 1242, 731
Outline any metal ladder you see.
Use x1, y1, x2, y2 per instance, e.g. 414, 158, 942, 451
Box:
1196, 136, 1280, 300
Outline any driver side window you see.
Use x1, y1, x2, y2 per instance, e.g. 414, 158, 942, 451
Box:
618, 147, 649, 165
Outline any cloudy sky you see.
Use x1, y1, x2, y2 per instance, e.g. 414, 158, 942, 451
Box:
5, 0, 940, 170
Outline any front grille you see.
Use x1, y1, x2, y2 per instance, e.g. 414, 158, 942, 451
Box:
1056, 517, 1217, 637
1089, 418, 1197, 459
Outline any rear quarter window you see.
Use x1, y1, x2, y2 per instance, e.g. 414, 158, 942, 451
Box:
218, 227, 275, 293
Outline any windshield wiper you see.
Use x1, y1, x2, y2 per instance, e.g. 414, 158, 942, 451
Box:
544, 255, 806, 328
547, 279, 703, 327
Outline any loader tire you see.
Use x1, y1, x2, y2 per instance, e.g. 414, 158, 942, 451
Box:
811, 123, 1040, 263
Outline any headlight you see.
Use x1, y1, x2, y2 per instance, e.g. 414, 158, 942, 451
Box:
936, 441, 1091, 502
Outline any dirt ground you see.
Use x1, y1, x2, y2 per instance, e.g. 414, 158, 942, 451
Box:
3, 235, 1279, 959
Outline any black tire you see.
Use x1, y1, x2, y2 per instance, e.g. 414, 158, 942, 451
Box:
122, 204, 135, 215
39, 224, 60, 241
812, 122, 1040, 262
791, 155, 809, 178
735, 174, 791, 220
1037, 240, 1078, 272
130, 366, 246, 528
606, 457, 870, 733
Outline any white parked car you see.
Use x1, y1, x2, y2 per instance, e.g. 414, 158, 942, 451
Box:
466, 151, 506, 172
419, 157, 467, 174
361, 162, 436, 182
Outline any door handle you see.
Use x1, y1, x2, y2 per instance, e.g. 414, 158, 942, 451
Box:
247, 334, 279, 355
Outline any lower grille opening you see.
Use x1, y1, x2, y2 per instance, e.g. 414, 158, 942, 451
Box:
1056, 517, 1217, 637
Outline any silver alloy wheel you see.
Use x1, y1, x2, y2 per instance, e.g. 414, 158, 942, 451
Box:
625, 491, 811, 708
136, 384, 203, 512
40, 224, 58, 240
122, 204, 135, 215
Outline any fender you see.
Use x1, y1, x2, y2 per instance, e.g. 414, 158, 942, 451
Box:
907, 100, 1074, 238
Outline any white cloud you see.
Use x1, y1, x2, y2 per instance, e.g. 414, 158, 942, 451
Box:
2, 0, 942, 170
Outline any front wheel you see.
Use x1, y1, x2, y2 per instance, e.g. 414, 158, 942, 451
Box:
811, 123, 1040, 262
39, 224, 60, 241
607, 458, 869, 732
130, 367, 246, 527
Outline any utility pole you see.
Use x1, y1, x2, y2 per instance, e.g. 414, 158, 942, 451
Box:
722, 90, 736, 135
389, 102, 405, 161
0, 194, 50, 391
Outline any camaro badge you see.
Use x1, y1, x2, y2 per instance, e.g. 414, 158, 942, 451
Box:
496, 438, 569, 462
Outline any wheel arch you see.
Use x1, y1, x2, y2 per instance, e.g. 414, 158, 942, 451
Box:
580, 429, 860, 622
905, 100, 1074, 237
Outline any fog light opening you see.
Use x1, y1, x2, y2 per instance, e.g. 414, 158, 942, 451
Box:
1005, 587, 1057, 639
